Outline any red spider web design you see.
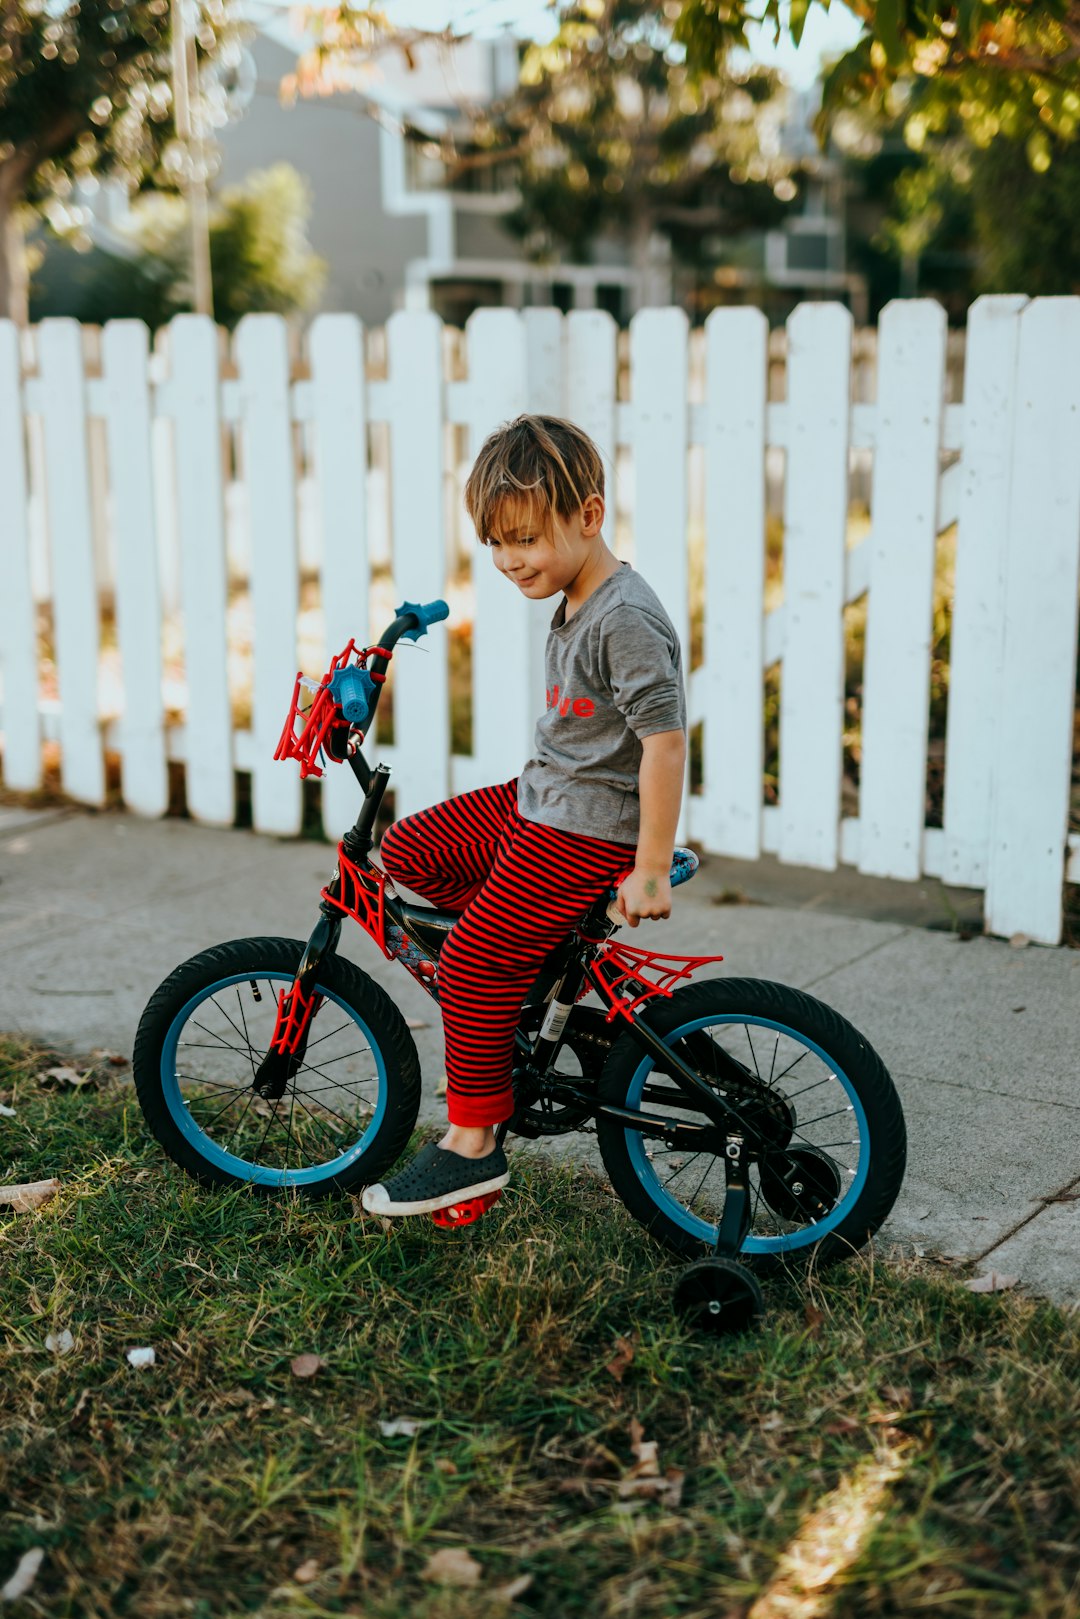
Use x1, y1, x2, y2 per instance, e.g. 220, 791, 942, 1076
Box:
321, 848, 392, 958
580, 936, 725, 1025
268, 980, 324, 1056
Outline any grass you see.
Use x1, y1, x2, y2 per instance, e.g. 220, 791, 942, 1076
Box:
2, 1037, 1079, 1619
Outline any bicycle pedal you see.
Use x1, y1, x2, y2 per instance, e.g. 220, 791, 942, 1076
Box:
430, 1189, 503, 1228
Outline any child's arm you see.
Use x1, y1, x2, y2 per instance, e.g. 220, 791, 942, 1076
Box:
616, 728, 687, 928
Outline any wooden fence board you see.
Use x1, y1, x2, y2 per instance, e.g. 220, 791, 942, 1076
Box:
701, 306, 768, 858
309, 314, 371, 842
235, 316, 302, 836
101, 320, 168, 818
0, 322, 40, 790
628, 308, 691, 844
386, 310, 450, 820
778, 303, 852, 869
985, 298, 1080, 942
37, 320, 104, 805
859, 300, 947, 879
168, 316, 234, 824
467, 309, 538, 792
942, 295, 1026, 887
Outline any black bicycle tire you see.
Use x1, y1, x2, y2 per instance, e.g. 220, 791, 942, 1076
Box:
595, 977, 906, 1274
132, 936, 422, 1197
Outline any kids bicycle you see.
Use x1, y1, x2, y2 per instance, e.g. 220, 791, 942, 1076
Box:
132, 599, 907, 1335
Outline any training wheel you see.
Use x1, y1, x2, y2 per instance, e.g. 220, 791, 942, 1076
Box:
673, 1257, 764, 1336
430, 1188, 503, 1228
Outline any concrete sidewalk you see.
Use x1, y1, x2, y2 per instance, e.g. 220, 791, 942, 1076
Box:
2, 803, 1078, 1304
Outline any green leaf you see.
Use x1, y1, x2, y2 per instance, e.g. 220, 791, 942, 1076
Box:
874, 0, 906, 67
789, 0, 812, 48
956, 0, 984, 51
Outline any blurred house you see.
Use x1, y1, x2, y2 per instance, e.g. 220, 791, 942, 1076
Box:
215, 24, 869, 327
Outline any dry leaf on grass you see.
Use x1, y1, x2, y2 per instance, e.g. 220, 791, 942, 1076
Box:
804, 1303, 825, 1337
405, 1018, 429, 1030
0, 1102, 15, 1117
293, 1559, 320, 1584
126, 1346, 155, 1369
91, 1049, 129, 1067
965, 1271, 1020, 1294
605, 1333, 636, 1382
378, 1417, 424, 1437
420, 1547, 482, 1587
1, 1547, 45, 1602
434, 1074, 448, 1097
1008, 933, 1031, 950
0, 1178, 60, 1212
617, 1468, 686, 1508
45, 1329, 75, 1356
290, 1353, 326, 1379
495, 1573, 533, 1601
38, 1065, 94, 1090
434, 1457, 458, 1474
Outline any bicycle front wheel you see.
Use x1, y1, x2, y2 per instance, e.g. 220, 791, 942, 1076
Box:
596, 977, 906, 1274
133, 936, 421, 1196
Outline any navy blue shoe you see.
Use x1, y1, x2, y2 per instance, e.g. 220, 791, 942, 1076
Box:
362, 1142, 509, 1217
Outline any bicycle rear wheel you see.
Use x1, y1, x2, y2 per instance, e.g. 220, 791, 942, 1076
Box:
596, 977, 906, 1274
133, 936, 421, 1195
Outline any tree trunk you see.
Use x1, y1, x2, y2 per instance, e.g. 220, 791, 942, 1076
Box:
0, 161, 32, 326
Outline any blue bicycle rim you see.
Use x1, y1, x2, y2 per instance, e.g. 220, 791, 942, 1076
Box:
161, 971, 388, 1187
624, 1013, 870, 1254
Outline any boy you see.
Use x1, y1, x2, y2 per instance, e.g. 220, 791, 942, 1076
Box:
362, 414, 687, 1217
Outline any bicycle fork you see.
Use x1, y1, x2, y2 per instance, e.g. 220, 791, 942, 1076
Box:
251, 907, 342, 1100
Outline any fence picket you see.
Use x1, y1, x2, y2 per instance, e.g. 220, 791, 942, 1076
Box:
100, 321, 168, 818
564, 311, 618, 493
37, 320, 104, 805
467, 309, 539, 792
700, 307, 768, 858
309, 314, 370, 842
778, 304, 852, 868
942, 295, 1026, 887
628, 309, 691, 843
985, 298, 1080, 943
235, 316, 302, 836
0, 322, 40, 790
168, 315, 234, 825
858, 300, 947, 879
386, 310, 450, 820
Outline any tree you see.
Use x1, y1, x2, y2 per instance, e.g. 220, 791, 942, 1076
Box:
446, 0, 795, 303
673, 1, 1080, 158
0, 0, 243, 323
29, 163, 327, 327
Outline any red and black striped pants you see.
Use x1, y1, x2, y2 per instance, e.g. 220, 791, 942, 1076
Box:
379, 779, 636, 1127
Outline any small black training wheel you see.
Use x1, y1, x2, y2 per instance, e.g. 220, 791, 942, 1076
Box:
758, 1146, 843, 1224
673, 1257, 764, 1337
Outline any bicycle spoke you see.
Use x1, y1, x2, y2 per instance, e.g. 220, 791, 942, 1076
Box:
221, 1087, 260, 1150
767, 1032, 779, 1088
301, 1019, 355, 1052
785, 1074, 834, 1102
796, 1106, 853, 1129
187, 1024, 250, 1058
290, 1093, 351, 1157
235, 988, 259, 1084
686, 1157, 714, 1214
209, 994, 256, 1057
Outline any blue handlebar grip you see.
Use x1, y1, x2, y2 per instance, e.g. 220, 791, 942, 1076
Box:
328, 665, 378, 727
395, 598, 450, 641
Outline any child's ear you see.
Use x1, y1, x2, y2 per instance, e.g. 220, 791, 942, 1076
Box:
582, 494, 605, 535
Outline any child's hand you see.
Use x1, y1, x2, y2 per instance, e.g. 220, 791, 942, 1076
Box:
615, 868, 673, 928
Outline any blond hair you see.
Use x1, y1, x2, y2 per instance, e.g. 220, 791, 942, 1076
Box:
463, 413, 605, 545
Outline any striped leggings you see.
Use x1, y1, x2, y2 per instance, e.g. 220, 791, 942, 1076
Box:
379, 779, 636, 1127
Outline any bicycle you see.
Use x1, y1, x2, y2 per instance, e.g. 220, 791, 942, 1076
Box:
133, 599, 907, 1335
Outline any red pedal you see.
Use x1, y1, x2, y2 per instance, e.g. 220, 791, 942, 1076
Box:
430, 1189, 503, 1228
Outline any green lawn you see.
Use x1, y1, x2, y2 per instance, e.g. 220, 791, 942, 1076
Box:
2, 1036, 1078, 1619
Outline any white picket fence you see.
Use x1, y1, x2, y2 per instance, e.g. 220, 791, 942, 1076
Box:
1, 299, 1078, 943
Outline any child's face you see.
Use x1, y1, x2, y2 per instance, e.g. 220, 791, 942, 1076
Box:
486, 494, 604, 599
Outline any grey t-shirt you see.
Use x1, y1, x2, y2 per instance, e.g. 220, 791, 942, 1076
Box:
517, 562, 687, 844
